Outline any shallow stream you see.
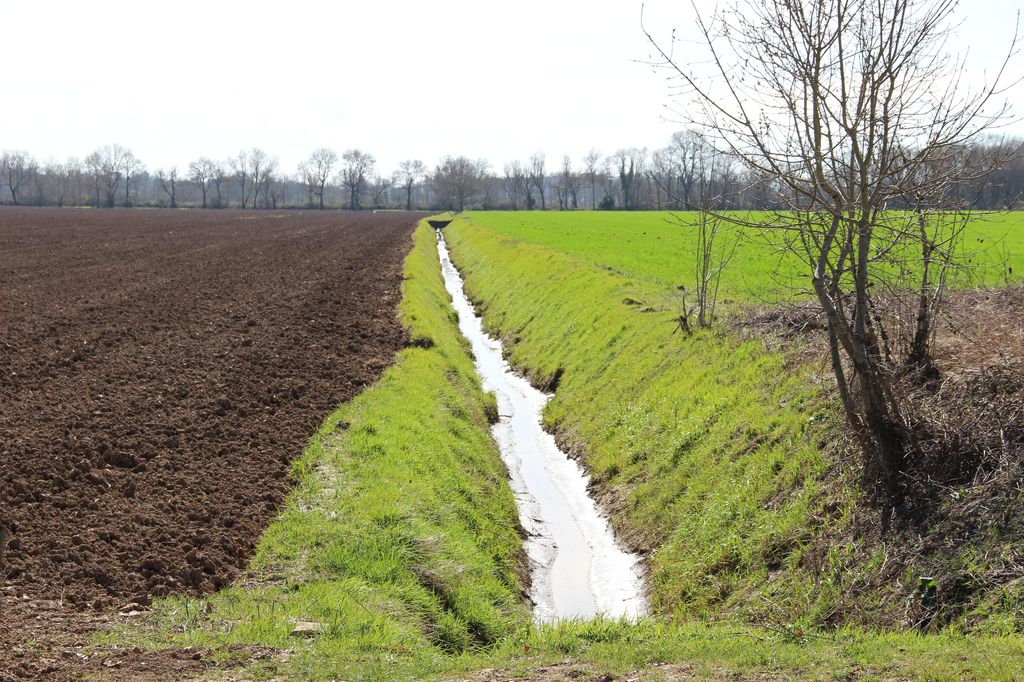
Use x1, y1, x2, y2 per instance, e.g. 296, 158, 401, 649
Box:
436, 230, 646, 622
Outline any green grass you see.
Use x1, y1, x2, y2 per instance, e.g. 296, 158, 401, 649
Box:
462, 210, 1024, 302
444, 215, 842, 625
443, 210, 1024, 633
109, 216, 1024, 680
498, 620, 1024, 681
112, 222, 530, 680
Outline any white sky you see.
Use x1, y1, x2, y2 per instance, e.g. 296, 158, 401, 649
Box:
3, 0, 1022, 175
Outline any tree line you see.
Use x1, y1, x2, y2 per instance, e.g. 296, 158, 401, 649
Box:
3, 134, 1020, 212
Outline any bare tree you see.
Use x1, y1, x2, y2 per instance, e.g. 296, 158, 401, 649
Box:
248, 148, 274, 208
369, 174, 392, 208
84, 145, 124, 208
649, 149, 676, 208
339, 149, 375, 210
480, 174, 502, 208
529, 152, 547, 210
896, 147, 1001, 369
230, 151, 251, 208
667, 131, 705, 209
432, 156, 489, 211
521, 163, 537, 209
297, 161, 315, 206
583, 149, 601, 210
612, 148, 647, 210
43, 159, 72, 207
503, 161, 529, 209
251, 151, 265, 206
559, 155, 582, 209
83, 151, 103, 207
1, 151, 37, 205
598, 158, 619, 208
688, 145, 738, 327
971, 137, 1024, 208
120, 148, 144, 207
393, 159, 427, 211
305, 148, 337, 209
263, 166, 285, 208
653, 131, 723, 209
210, 160, 228, 208
224, 148, 277, 209
156, 168, 178, 208
646, 0, 1020, 505
188, 157, 218, 209
64, 157, 85, 206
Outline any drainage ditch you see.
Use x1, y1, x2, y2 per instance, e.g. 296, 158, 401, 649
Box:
435, 228, 646, 622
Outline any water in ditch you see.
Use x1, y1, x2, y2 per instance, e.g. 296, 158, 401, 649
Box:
435, 230, 646, 622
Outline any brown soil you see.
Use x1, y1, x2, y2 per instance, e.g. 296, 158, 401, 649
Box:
0, 207, 421, 679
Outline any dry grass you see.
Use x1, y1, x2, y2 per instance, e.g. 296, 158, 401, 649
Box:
737, 286, 1024, 629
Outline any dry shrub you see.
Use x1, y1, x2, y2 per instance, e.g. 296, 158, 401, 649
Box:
740, 287, 1024, 627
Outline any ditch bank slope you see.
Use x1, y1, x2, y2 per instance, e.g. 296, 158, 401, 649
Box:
127, 221, 530, 681
442, 213, 1020, 633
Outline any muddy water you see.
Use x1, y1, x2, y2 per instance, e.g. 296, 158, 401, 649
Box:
436, 231, 646, 622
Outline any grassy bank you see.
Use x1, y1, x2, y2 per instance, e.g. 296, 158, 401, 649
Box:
444, 214, 842, 625
115, 222, 530, 680
444, 212, 1024, 632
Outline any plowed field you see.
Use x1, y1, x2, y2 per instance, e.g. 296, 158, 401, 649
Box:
0, 208, 420, 679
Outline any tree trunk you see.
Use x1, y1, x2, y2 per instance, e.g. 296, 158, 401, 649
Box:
909, 210, 935, 370
813, 225, 908, 508
857, 366, 906, 506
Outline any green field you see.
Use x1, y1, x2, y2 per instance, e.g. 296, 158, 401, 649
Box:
115, 216, 1024, 680
463, 210, 1024, 302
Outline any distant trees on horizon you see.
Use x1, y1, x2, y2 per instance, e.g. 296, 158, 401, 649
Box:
2, 134, 1022, 212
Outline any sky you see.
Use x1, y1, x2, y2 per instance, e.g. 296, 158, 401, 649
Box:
3, 0, 1022, 176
